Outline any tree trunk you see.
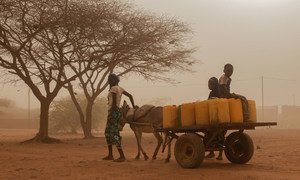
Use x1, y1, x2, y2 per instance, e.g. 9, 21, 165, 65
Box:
84, 101, 94, 139
38, 100, 50, 139
23, 99, 60, 143
66, 84, 90, 139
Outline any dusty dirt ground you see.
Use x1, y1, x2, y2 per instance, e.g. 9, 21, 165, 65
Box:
0, 128, 300, 180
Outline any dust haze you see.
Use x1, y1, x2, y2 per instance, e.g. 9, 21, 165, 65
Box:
1, 0, 299, 129
0, 1, 300, 179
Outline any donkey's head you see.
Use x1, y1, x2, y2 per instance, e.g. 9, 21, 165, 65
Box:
119, 100, 131, 130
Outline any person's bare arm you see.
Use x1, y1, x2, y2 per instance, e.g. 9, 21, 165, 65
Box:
123, 91, 135, 108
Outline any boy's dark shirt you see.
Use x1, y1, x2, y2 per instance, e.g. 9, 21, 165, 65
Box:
208, 88, 221, 99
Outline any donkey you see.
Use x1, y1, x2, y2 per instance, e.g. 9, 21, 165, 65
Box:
120, 101, 172, 162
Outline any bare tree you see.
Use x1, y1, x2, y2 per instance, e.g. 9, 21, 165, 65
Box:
0, 0, 100, 142
63, 0, 196, 138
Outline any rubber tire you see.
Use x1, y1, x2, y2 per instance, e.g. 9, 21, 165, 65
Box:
225, 132, 254, 164
174, 133, 205, 168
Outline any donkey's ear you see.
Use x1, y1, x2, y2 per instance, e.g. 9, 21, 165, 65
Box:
123, 100, 128, 106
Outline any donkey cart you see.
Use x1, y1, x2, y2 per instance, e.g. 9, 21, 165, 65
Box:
156, 122, 277, 169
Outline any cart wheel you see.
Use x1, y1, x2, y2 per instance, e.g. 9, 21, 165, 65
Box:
225, 132, 254, 164
174, 133, 205, 168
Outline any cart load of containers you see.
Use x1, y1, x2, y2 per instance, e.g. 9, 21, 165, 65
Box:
163, 99, 257, 128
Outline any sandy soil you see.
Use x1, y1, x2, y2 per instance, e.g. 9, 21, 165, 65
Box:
0, 128, 300, 180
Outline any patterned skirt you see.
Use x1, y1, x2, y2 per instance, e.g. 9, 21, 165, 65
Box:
105, 108, 122, 148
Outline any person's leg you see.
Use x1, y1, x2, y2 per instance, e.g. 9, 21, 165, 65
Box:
113, 125, 125, 162
205, 151, 215, 158
232, 93, 249, 121
113, 140, 126, 162
230, 93, 250, 122
240, 96, 250, 121
108, 108, 125, 162
102, 144, 114, 160
113, 147, 126, 162
216, 150, 223, 160
204, 131, 215, 158
216, 130, 226, 160
103, 123, 114, 160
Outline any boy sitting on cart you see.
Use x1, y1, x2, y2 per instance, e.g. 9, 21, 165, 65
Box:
219, 64, 249, 121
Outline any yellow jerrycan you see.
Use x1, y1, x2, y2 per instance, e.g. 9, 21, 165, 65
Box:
228, 98, 243, 123
163, 105, 178, 128
195, 100, 209, 125
179, 103, 196, 127
248, 100, 257, 122
216, 98, 230, 123
208, 99, 230, 124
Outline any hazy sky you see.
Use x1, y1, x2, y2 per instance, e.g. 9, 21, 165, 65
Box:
1, 0, 300, 108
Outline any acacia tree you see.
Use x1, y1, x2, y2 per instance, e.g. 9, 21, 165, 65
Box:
64, 0, 195, 138
0, 0, 101, 142
61, 0, 127, 138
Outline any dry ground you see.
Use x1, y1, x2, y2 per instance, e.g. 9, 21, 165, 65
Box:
0, 128, 300, 180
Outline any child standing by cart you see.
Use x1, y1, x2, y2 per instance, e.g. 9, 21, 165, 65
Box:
205, 77, 225, 160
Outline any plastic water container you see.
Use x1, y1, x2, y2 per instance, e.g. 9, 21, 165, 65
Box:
228, 98, 243, 123
217, 98, 231, 123
178, 103, 195, 127
195, 101, 209, 125
163, 105, 178, 128
208, 99, 230, 124
208, 99, 218, 124
248, 100, 257, 122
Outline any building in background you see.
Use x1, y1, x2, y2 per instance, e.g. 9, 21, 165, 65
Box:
257, 106, 279, 122
279, 105, 300, 129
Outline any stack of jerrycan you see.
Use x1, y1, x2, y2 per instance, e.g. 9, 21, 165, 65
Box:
194, 98, 257, 125
163, 103, 196, 128
163, 99, 257, 128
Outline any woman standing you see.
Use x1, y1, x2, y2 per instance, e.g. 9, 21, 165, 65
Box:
102, 74, 135, 162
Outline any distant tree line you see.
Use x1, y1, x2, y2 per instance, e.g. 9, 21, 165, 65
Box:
0, 98, 15, 108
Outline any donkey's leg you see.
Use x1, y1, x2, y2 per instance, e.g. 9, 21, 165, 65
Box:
137, 132, 149, 160
165, 135, 172, 163
133, 130, 141, 160
152, 132, 163, 160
